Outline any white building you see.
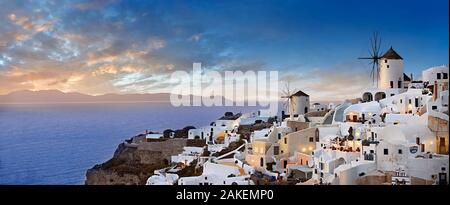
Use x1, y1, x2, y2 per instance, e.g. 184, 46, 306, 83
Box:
178, 162, 253, 185
311, 103, 328, 112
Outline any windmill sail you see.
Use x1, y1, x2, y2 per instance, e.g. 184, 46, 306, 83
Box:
358, 32, 382, 87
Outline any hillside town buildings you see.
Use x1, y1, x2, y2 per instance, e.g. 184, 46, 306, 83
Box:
146, 48, 449, 185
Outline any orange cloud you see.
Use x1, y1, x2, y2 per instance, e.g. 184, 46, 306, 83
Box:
121, 64, 142, 73
15, 34, 31, 41
0, 66, 87, 94
86, 53, 119, 66
8, 13, 55, 43
92, 64, 118, 76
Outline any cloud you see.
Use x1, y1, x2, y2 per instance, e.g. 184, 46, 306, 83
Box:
121, 64, 143, 73
74, 0, 117, 11
92, 64, 118, 76
279, 63, 371, 101
188, 33, 202, 42
8, 13, 55, 34
0, 0, 378, 101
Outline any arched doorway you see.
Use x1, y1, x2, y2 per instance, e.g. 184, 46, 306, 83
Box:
375, 92, 386, 101
362, 92, 373, 102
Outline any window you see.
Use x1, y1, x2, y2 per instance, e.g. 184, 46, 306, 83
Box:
432, 106, 437, 110
400, 99, 402, 104
384, 149, 388, 155
387, 65, 390, 68
409, 99, 412, 104
309, 137, 314, 142
284, 137, 287, 144
315, 129, 320, 141
444, 73, 448, 79
385, 60, 387, 63
278, 133, 281, 140
398, 81, 402, 88
390, 81, 394, 88
398, 149, 402, 154
437, 73, 441, 79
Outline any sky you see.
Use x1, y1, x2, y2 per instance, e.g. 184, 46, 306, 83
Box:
0, 0, 448, 101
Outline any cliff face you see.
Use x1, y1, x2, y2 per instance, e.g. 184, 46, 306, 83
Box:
85, 137, 187, 185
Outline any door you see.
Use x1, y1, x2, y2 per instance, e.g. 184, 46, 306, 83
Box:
390, 81, 394, 88
260, 157, 264, 167
439, 173, 447, 185
352, 115, 357, 122
273, 146, 279, 155
415, 98, 419, 107
439, 137, 446, 154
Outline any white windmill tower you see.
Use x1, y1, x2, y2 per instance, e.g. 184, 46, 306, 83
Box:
378, 47, 404, 89
281, 82, 310, 120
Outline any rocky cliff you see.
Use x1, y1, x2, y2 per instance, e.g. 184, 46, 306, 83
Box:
85, 135, 187, 185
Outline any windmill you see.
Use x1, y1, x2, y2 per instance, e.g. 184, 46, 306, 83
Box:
280, 81, 298, 119
358, 32, 382, 87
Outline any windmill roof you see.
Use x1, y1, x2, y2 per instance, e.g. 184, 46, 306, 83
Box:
381, 47, 403, 60
403, 73, 411, 81
291, 90, 309, 97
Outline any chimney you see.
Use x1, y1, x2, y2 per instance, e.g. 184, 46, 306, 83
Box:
410, 73, 413, 81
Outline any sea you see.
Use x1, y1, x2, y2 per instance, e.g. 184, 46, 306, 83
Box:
0, 102, 261, 184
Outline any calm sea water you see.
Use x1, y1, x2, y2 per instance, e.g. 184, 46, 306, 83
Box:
0, 103, 258, 185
